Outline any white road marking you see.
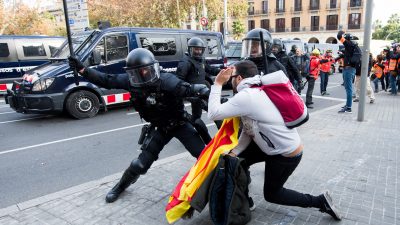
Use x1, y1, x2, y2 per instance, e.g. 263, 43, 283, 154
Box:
0, 116, 53, 124
300, 94, 345, 102
0, 111, 15, 115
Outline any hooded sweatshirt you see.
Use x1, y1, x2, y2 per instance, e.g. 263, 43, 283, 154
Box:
207, 74, 301, 156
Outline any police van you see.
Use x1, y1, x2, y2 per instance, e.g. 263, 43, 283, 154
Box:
0, 35, 65, 93
5, 27, 225, 119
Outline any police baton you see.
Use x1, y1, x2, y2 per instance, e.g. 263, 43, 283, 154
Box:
62, 0, 79, 86
259, 31, 268, 75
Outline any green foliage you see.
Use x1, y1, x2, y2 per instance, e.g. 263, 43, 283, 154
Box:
372, 14, 400, 42
232, 20, 245, 40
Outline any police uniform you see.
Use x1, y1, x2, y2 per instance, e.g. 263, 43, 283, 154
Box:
69, 48, 209, 203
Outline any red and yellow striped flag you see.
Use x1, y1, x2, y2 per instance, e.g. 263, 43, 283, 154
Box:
165, 117, 240, 224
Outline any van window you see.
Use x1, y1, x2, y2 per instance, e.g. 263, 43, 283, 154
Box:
206, 38, 219, 56
22, 42, 46, 57
139, 37, 177, 56
0, 43, 10, 57
105, 35, 128, 61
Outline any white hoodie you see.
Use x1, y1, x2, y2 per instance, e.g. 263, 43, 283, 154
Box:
208, 75, 301, 156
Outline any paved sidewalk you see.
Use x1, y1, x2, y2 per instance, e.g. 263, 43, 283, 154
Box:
1, 92, 399, 225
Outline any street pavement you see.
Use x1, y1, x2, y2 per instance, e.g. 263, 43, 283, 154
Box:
0, 89, 399, 225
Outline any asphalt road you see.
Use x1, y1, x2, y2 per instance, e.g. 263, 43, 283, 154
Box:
0, 72, 348, 208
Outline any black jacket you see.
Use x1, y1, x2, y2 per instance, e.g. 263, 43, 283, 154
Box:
249, 54, 288, 76
191, 155, 251, 225
176, 54, 220, 85
340, 40, 361, 67
83, 68, 196, 127
275, 51, 302, 83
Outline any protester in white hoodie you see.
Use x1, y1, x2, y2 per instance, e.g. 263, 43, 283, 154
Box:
208, 60, 341, 221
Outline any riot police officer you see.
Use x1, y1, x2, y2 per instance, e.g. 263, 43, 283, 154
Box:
176, 37, 221, 142
241, 28, 287, 75
271, 38, 303, 92
69, 48, 210, 203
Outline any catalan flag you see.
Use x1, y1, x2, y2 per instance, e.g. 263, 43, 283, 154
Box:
165, 117, 240, 224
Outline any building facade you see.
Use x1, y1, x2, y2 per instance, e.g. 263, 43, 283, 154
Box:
214, 0, 365, 43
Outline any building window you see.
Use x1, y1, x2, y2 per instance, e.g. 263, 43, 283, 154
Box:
248, 20, 255, 31
350, 0, 362, 7
326, 15, 338, 30
220, 22, 224, 34
276, 0, 285, 13
291, 17, 300, 32
348, 13, 361, 29
311, 16, 319, 31
310, 0, 319, 10
294, 0, 302, 11
248, 2, 255, 15
262, 1, 268, 14
261, 19, 270, 30
330, 0, 337, 8
276, 18, 285, 32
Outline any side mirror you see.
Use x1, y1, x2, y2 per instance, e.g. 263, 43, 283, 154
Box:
90, 49, 102, 66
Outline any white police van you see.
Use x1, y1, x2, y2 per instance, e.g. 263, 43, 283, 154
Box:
0, 35, 65, 94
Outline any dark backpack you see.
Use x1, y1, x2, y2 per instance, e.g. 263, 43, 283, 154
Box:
350, 44, 362, 66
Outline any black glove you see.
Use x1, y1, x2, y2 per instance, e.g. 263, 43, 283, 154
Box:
68, 56, 85, 73
191, 84, 210, 98
337, 31, 345, 40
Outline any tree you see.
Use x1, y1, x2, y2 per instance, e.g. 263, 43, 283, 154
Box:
0, 3, 65, 35
372, 14, 400, 42
232, 20, 245, 40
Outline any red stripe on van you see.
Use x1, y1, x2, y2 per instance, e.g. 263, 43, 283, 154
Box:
123, 92, 131, 101
0, 84, 6, 91
107, 95, 116, 103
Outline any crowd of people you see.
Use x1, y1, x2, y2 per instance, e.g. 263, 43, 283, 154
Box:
69, 28, 400, 224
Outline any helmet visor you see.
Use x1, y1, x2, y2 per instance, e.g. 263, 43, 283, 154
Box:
241, 39, 262, 59
189, 47, 205, 58
125, 63, 160, 87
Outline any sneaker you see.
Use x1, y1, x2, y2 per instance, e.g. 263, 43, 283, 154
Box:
306, 104, 314, 109
353, 98, 359, 102
338, 107, 352, 113
320, 191, 342, 221
321, 92, 325, 96
248, 197, 256, 211
370, 99, 375, 104
324, 92, 330, 95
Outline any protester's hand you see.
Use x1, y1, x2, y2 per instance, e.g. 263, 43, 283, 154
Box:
215, 67, 234, 86
68, 56, 85, 74
191, 84, 210, 98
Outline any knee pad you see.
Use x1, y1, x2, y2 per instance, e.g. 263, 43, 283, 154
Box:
128, 159, 148, 175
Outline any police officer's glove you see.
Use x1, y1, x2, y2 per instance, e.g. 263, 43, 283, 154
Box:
190, 84, 210, 99
68, 56, 85, 74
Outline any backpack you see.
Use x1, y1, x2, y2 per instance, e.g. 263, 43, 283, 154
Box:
350, 44, 362, 66
253, 70, 309, 128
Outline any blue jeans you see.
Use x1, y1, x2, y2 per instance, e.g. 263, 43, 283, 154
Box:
343, 67, 356, 108
389, 73, 397, 95
320, 71, 329, 93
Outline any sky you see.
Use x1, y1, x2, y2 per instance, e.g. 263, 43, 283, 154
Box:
372, 0, 400, 24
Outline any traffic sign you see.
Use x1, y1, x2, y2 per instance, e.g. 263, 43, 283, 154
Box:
200, 17, 208, 26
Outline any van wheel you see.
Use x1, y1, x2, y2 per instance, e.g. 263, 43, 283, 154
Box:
66, 90, 100, 119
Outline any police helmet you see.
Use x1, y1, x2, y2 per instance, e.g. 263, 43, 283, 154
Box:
271, 38, 284, 54
241, 28, 273, 59
187, 37, 206, 60
124, 48, 160, 87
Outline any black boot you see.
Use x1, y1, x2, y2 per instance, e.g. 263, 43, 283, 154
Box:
105, 170, 139, 203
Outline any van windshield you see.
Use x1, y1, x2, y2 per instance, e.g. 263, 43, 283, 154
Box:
52, 31, 97, 58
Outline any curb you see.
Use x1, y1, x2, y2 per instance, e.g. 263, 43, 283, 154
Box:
0, 152, 190, 217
